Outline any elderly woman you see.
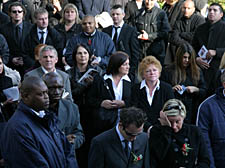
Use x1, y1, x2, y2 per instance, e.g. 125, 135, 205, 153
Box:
130, 56, 174, 131
161, 43, 206, 123
149, 99, 210, 168
0, 55, 21, 121
87, 51, 131, 135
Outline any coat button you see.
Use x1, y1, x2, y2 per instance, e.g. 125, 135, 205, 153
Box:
174, 148, 179, 152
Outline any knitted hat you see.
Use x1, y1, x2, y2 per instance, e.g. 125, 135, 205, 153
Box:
162, 99, 186, 118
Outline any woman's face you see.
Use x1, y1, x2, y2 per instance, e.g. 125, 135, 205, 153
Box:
118, 59, 130, 76
182, 52, 190, 68
167, 115, 184, 133
64, 8, 76, 22
76, 46, 89, 66
0, 58, 3, 74
143, 64, 160, 83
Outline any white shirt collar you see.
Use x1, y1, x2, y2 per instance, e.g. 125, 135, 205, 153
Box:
41, 66, 56, 74
116, 123, 126, 142
140, 79, 160, 90
37, 27, 47, 33
31, 109, 46, 118
103, 74, 131, 82
84, 29, 96, 37
114, 20, 124, 28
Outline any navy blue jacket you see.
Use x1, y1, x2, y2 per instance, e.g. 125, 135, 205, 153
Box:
65, 30, 115, 69
0, 102, 78, 168
196, 87, 225, 168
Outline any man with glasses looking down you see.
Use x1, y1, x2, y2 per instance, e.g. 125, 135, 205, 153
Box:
88, 107, 150, 168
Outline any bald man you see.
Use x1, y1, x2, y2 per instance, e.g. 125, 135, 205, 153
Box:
65, 15, 115, 70
169, 0, 205, 59
0, 76, 78, 167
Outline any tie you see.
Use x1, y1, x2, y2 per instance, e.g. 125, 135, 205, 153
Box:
39, 31, 45, 44
15, 25, 22, 42
113, 26, 119, 46
123, 140, 131, 159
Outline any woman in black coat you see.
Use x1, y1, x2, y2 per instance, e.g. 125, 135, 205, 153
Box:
149, 99, 210, 168
87, 51, 132, 135
130, 56, 174, 131
161, 43, 206, 123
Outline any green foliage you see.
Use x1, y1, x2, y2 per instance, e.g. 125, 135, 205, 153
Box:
207, 0, 225, 9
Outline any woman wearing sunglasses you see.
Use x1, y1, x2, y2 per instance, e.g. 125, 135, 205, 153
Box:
149, 99, 210, 168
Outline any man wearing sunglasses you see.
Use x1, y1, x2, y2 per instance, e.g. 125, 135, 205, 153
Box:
0, 2, 32, 76
88, 107, 150, 168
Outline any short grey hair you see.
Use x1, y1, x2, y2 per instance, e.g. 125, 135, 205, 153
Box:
34, 7, 48, 19
39, 45, 58, 58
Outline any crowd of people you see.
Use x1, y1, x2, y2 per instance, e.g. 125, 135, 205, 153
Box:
0, 0, 225, 167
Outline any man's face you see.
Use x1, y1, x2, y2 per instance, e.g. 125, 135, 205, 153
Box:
120, 123, 144, 142
39, 50, 58, 72
145, 0, 156, 10
25, 82, 49, 111
82, 16, 96, 34
36, 13, 49, 29
111, 8, 125, 26
45, 77, 64, 104
182, 1, 195, 18
10, 6, 24, 24
208, 5, 223, 24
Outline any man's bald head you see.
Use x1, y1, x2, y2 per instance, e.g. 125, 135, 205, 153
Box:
182, 0, 195, 18
82, 15, 96, 34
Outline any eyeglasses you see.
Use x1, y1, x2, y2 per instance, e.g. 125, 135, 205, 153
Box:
124, 128, 142, 137
164, 105, 181, 111
12, 10, 23, 14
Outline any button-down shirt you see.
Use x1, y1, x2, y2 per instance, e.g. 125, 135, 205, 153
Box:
116, 123, 132, 150
37, 27, 48, 44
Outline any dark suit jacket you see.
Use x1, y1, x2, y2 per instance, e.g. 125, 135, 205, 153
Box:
87, 74, 132, 135
24, 67, 73, 101
0, 21, 33, 65
130, 80, 174, 130
23, 25, 64, 69
88, 127, 150, 168
103, 24, 141, 81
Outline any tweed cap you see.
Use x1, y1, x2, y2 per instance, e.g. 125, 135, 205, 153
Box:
162, 99, 186, 118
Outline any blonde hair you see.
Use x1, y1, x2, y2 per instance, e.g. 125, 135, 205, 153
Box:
61, 3, 80, 24
138, 56, 162, 80
219, 52, 225, 69
162, 99, 186, 118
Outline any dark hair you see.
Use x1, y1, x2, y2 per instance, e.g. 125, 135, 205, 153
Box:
210, 3, 224, 13
173, 42, 200, 86
111, 4, 124, 12
72, 43, 92, 65
8, 2, 26, 17
120, 107, 147, 128
106, 51, 129, 75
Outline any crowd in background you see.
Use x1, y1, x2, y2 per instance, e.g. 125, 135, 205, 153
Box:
0, 0, 225, 168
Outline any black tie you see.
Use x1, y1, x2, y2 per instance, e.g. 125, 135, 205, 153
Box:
123, 140, 130, 159
16, 25, 22, 42
39, 31, 45, 44
113, 26, 119, 46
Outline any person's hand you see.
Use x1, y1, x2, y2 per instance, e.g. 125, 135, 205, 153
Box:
186, 86, 199, 93
66, 134, 76, 144
84, 76, 94, 86
112, 100, 125, 108
138, 30, 148, 40
91, 56, 100, 66
2, 98, 14, 106
173, 85, 182, 91
101, 100, 117, 109
12, 57, 23, 66
206, 49, 216, 60
196, 57, 210, 69
158, 111, 171, 127
0, 159, 4, 166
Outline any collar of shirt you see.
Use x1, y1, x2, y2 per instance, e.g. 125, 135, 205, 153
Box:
37, 27, 47, 34
116, 123, 132, 149
84, 29, 96, 37
41, 66, 56, 74
15, 22, 23, 29
103, 74, 131, 82
140, 79, 160, 106
112, 21, 124, 39
31, 109, 46, 118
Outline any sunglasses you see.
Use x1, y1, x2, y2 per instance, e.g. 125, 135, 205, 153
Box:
164, 105, 181, 111
12, 10, 23, 14
124, 128, 142, 137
